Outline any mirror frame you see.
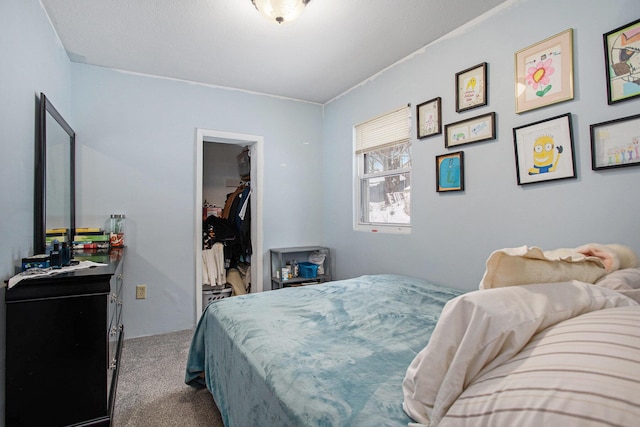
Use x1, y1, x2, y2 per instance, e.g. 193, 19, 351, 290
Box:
35, 92, 76, 255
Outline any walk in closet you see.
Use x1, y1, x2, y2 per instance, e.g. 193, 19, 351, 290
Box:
201, 142, 252, 306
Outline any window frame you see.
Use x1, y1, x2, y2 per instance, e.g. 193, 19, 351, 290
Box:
353, 105, 412, 234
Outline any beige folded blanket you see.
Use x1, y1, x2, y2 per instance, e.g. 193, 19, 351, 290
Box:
479, 243, 639, 290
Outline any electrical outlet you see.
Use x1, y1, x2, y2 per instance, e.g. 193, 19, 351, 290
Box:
136, 285, 147, 299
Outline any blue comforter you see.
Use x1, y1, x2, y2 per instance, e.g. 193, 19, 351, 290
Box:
185, 274, 463, 426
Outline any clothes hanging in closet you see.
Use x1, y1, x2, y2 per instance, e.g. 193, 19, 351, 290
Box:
203, 215, 236, 250
221, 184, 252, 264
222, 184, 247, 220
202, 243, 226, 286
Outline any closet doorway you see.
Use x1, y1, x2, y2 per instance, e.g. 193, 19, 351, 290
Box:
195, 129, 263, 317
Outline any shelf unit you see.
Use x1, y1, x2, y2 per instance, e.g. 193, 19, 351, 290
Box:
270, 246, 331, 290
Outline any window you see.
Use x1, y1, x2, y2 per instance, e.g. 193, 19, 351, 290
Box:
355, 105, 412, 233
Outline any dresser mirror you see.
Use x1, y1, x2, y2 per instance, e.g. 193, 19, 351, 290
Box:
34, 92, 76, 254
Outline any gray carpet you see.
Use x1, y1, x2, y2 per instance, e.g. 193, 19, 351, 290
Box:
114, 329, 224, 427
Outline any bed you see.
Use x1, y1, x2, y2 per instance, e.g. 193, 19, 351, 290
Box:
186, 245, 640, 427
186, 274, 464, 425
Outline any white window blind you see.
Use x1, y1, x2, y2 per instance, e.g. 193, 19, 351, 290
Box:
355, 105, 411, 154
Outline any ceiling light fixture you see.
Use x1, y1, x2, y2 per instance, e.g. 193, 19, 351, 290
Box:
251, 0, 311, 24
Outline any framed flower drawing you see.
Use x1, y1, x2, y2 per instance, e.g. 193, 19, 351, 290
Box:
515, 29, 574, 114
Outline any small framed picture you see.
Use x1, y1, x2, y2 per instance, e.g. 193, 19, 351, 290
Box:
513, 113, 576, 185
436, 151, 464, 192
590, 113, 640, 170
603, 18, 640, 105
515, 29, 574, 114
455, 62, 487, 112
416, 97, 442, 139
445, 112, 496, 148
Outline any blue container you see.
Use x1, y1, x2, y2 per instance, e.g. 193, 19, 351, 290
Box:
298, 262, 319, 278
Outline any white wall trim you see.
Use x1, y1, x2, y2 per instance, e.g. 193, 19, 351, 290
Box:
195, 128, 264, 318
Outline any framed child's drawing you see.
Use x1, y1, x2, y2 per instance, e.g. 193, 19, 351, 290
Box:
513, 113, 576, 185
603, 18, 640, 104
444, 112, 496, 148
436, 151, 464, 192
590, 113, 640, 170
515, 29, 574, 113
455, 62, 487, 113
417, 97, 442, 139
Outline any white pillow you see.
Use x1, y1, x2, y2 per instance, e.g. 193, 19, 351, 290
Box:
402, 281, 638, 426
440, 306, 640, 427
594, 267, 640, 290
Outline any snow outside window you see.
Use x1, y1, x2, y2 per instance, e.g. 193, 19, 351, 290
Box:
354, 105, 411, 233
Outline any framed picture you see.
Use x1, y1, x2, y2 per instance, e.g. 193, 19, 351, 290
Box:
445, 112, 496, 148
455, 62, 487, 112
513, 113, 575, 185
603, 18, 640, 104
515, 29, 574, 113
436, 151, 464, 192
590, 113, 640, 170
416, 97, 442, 139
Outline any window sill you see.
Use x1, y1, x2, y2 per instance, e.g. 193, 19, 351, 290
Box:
354, 224, 411, 234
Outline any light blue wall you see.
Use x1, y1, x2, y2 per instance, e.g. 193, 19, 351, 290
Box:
71, 64, 324, 338
323, 0, 640, 290
3, 0, 640, 422
1, 2, 323, 421
1, 0, 73, 422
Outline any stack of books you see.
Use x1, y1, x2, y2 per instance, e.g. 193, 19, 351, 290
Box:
73, 227, 110, 250
46, 228, 68, 247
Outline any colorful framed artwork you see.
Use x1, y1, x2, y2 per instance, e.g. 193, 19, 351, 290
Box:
590, 113, 640, 170
455, 62, 487, 112
436, 151, 464, 192
603, 18, 640, 105
515, 29, 574, 114
444, 112, 496, 148
417, 97, 442, 139
513, 113, 576, 185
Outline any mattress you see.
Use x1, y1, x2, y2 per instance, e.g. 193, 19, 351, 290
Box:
185, 274, 464, 426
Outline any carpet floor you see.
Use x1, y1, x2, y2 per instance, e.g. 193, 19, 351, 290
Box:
113, 329, 224, 427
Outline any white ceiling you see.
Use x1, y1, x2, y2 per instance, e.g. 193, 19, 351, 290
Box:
41, 0, 508, 104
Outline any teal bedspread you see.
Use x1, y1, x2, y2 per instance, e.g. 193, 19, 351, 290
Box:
185, 274, 463, 426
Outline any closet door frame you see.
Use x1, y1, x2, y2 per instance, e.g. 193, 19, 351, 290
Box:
195, 129, 264, 318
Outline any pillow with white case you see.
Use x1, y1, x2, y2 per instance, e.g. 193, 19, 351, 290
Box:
594, 267, 640, 290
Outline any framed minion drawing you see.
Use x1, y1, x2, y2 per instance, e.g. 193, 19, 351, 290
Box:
513, 113, 576, 185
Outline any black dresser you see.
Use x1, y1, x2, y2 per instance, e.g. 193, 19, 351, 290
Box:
5, 249, 125, 426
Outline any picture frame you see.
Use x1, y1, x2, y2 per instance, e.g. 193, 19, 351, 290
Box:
515, 29, 574, 114
444, 112, 496, 148
603, 18, 640, 105
455, 62, 487, 112
513, 113, 576, 185
436, 151, 464, 192
416, 97, 442, 139
590, 113, 640, 170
